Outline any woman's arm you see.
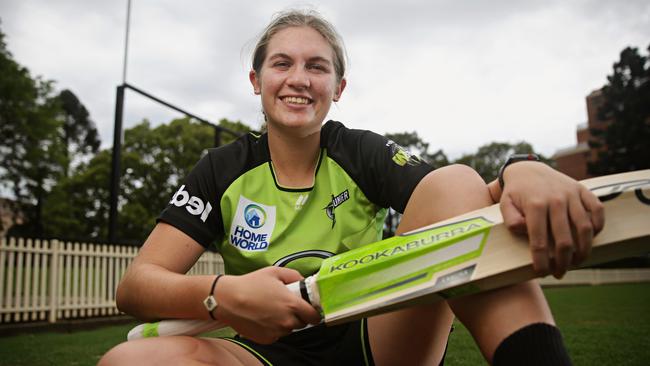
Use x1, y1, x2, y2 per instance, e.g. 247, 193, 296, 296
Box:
116, 222, 215, 321
116, 222, 321, 344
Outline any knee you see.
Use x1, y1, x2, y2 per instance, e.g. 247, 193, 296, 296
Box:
421, 164, 491, 206
98, 337, 202, 366
399, 164, 491, 232
98, 341, 144, 366
430, 164, 486, 189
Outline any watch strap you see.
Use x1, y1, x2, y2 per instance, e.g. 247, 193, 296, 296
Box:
498, 153, 540, 189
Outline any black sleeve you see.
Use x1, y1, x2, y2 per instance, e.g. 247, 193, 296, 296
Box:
158, 152, 223, 249
323, 121, 435, 213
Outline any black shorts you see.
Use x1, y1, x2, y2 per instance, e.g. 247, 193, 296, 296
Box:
223, 319, 375, 366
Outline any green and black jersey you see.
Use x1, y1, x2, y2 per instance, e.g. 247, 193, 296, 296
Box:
159, 120, 434, 277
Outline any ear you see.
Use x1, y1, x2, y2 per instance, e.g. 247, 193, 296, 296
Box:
333, 78, 347, 102
249, 70, 261, 94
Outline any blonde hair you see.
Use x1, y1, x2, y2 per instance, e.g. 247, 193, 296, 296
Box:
251, 9, 347, 82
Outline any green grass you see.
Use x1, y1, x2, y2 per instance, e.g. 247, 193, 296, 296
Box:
445, 282, 650, 365
0, 283, 648, 365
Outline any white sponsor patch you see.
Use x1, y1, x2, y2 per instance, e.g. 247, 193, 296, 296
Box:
229, 196, 276, 252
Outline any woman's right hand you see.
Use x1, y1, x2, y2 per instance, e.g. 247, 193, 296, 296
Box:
214, 267, 322, 344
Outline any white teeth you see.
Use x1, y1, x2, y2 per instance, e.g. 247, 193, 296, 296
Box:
283, 96, 310, 104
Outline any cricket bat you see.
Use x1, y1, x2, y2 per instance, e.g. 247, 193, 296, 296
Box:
127, 169, 650, 341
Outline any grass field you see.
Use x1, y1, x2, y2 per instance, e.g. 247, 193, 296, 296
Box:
0, 282, 648, 365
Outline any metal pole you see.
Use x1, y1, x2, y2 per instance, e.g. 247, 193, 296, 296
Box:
108, 0, 131, 243
122, 0, 132, 84
214, 127, 222, 147
108, 85, 125, 243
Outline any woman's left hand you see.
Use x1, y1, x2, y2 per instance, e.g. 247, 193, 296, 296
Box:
497, 162, 605, 279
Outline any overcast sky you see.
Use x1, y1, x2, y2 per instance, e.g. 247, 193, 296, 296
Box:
1, 0, 648, 159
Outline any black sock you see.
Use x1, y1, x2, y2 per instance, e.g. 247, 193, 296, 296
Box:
492, 323, 572, 366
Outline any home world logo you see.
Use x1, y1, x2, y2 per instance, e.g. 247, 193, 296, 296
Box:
245, 204, 266, 229
230, 196, 276, 251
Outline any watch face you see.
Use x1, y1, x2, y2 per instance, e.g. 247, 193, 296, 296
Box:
203, 295, 217, 311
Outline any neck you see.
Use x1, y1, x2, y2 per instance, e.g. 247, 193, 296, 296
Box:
267, 125, 321, 188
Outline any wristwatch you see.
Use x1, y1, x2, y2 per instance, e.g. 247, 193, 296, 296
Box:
498, 153, 541, 189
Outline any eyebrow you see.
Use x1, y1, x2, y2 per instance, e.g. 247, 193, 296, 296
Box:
268, 53, 332, 65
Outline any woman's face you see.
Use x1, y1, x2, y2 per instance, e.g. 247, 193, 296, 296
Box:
250, 26, 346, 135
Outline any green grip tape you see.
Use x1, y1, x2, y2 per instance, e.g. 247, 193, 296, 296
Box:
142, 322, 160, 338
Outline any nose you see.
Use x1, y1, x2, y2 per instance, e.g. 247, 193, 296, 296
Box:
286, 65, 310, 89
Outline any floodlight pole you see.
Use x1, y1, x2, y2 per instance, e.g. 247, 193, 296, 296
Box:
108, 0, 131, 243
122, 0, 132, 84
108, 85, 125, 243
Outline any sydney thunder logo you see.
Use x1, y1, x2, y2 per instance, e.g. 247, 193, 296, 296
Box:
324, 190, 350, 228
386, 140, 422, 167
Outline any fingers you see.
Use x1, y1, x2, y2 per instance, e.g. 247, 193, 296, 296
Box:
269, 266, 304, 284
580, 186, 605, 235
529, 191, 597, 278
568, 194, 594, 265
549, 197, 573, 278
525, 199, 550, 276
294, 297, 323, 325
500, 194, 527, 235
504, 178, 604, 278
266, 267, 320, 323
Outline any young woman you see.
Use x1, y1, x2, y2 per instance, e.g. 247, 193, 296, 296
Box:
100, 9, 603, 366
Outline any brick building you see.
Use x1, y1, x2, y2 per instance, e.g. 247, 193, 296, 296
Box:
553, 89, 610, 180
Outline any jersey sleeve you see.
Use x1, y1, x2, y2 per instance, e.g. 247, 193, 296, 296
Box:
323, 121, 435, 213
158, 152, 223, 249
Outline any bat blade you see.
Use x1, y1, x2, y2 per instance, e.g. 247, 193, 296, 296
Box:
318, 169, 650, 324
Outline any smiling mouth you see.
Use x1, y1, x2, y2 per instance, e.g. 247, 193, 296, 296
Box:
282, 96, 312, 105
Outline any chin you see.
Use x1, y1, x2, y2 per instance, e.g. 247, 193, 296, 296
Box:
270, 119, 321, 134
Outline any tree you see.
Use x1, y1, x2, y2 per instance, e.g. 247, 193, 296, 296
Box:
454, 141, 550, 183
218, 118, 253, 145
589, 44, 650, 175
42, 150, 112, 240
55, 89, 101, 176
43, 117, 249, 243
0, 26, 67, 236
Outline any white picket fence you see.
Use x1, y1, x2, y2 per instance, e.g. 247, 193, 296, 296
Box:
0, 237, 224, 324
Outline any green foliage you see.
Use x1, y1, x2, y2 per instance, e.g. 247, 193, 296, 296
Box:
589, 44, 650, 175
218, 118, 253, 145
55, 89, 101, 176
42, 150, 112, 240
0, 27, 66, 236
454, 141, 551, 183
0, 24, 100, 237
119, 118, 215, 242
42, 117, 244, 243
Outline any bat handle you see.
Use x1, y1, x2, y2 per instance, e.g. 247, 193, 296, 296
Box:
127, 318, 226, 341
285, 275, 323, 331
286, 274, 321, 310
